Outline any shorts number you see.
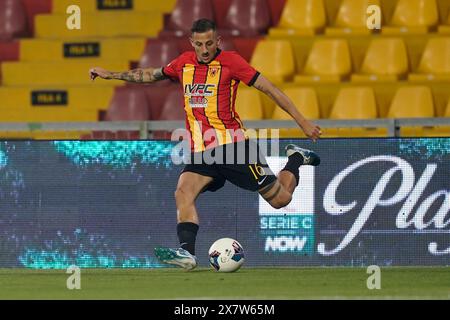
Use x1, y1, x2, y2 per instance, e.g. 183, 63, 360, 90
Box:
248, 163, 265, 180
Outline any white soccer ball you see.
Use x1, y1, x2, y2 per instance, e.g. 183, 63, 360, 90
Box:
208, 238, 245, 272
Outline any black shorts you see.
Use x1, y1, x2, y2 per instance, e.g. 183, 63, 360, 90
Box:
181, 140, 276, 192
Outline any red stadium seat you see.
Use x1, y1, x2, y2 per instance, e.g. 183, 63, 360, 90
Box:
104, 87, 150, 121
138, 39, 180, 68
158, 88, 185, 120
22, 0, 51, 36
0, 40, 19, 62
0, 0, 29, 40
160, 0, 215, 38
267, 0, 287, 27
144, 83, 181, 120
153, 88, 185, 139
136, 39, 181, 87
220, 0, 272, 36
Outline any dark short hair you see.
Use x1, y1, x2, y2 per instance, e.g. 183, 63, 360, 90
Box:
191, 19, 216, 34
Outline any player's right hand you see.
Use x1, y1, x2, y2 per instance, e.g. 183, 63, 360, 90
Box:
89, 67, 112, 81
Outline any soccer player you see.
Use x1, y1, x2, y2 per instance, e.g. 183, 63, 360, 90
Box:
89, 19, 322, 270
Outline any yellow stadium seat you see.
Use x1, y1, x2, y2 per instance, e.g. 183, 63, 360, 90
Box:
35, 12, 162, 39
272, 87, 320, 138
383, 0, 439, 34
388, 86, 436, 137
352, 38, 409, 82
52, 0, 176, 13
269, 0, 326, 36
409, 38, 450, 81
250, 40, 295, 83
330, 87, 378, 119
326, 0, 381, 35
294, 39, 352, 83
1, 61, 129, 86
235, 88, 264, 120
438, 12, 450, 34
324, 87, 386, 137
420, 99, 450, 137
20, 38, 146, 62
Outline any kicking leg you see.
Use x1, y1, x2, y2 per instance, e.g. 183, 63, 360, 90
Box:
259, 144, 320, 209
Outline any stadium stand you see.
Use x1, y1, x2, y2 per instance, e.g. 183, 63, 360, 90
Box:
0, 0, 449, 139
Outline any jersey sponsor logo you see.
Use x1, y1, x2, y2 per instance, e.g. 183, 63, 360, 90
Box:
189, 97, 209, 108
184, 84, 215, 97
185, 84, 216, 108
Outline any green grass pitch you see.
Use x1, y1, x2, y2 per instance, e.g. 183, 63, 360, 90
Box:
0, 267, 449, 300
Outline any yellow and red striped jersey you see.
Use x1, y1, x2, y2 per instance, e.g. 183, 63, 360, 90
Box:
163, 50, 260, 152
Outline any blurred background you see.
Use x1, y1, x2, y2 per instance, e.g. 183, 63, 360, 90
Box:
0, 0, 449, 139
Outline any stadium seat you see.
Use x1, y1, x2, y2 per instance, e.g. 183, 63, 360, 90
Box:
325, 87, 386, 137
267, 0, 287, 27
294, 39, 352, 83
409, 38, 450, 81
0, 41, 19, 62
104, 87, 150, 121
352, 38, 409, 82
22, 0, 52, 36
269, 0, 326, 36
271, 87, 320, 138
220, 0, 271, 37
326, 0, 381, 35
272, 87, 320, 120
0, 0, 29, 40
157, 89, 185, 120
388, 86, 435, 118
250, 40, 295, 83
383, 0, 439, 34
330, 87, 378, 119
438, 12, 450, 34
234, 88, 264, 120
138, 39, 180, 69
387, 86, 435, 136
160, 0, 214, 38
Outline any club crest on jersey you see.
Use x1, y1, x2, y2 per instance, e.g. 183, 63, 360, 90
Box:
209, 67, 219, 78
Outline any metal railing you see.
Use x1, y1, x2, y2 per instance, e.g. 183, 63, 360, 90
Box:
0, 118, 449, 139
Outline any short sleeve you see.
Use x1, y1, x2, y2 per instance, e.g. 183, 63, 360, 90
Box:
162, 57, 181, 81
229, 53, 260, 86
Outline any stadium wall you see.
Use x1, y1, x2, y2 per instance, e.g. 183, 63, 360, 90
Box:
0, 138, 448, 268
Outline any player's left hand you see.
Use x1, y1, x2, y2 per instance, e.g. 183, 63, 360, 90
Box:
301, 120, 322, 142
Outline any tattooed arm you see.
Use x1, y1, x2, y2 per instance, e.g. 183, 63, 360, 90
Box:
89, 67, 167, 83
253, 74, 322, 142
